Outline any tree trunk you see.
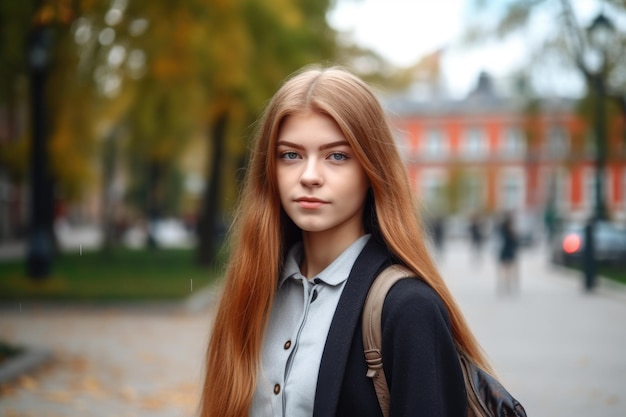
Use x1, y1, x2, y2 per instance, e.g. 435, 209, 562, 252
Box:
196, 111, 228, 267
101, 129, 118, 253
146, 161, 163, 249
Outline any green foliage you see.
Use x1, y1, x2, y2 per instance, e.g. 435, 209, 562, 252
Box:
0, 1, 35, 96
1, 1, 112, 201
125, 159, 185, 218
1, 0, 346, 240
0, 2, 35, 183
0, 133, 30, 182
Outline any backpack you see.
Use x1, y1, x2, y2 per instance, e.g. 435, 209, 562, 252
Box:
362, 264, 528, 417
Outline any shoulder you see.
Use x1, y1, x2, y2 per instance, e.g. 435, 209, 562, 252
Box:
382, 277, 452, 329
385, 277, 445, 309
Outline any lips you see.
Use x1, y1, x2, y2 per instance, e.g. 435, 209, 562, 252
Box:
295, 197, 327, 209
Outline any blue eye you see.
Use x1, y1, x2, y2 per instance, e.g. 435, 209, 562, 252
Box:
282, 151, 299, 160
329, 152, 348, 161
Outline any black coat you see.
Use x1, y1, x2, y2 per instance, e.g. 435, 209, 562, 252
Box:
312, 238, 467, 417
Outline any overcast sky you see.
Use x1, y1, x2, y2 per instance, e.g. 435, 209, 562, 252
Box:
327, 0, 609, 98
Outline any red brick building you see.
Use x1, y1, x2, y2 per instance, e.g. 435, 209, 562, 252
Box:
384, 74, 626, 233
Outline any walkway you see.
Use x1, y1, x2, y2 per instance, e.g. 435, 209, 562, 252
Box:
438, 239, 626, 417
0, 302, 215, 417
0, 239, 625, 416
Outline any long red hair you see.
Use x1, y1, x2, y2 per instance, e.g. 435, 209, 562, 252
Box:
199, 66, 492, 417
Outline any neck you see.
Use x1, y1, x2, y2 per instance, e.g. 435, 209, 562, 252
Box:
300, 228, 365, 279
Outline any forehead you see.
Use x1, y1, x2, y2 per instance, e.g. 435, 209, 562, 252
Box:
277, 112, 346, 146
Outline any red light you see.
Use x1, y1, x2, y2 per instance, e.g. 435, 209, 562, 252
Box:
563, 234, 581, 254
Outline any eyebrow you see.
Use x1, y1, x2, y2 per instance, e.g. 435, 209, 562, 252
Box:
276, 140, 350, 150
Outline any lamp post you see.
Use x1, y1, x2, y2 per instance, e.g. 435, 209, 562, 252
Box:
587, 12, 613, 221
582, 12, 614, 291
26, 20, 55, 279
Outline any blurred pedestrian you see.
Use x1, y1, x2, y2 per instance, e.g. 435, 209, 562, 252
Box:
468, 212, 484, 263
543, 204, 559, 244
198, 66, 498, 417
429, 215, 446, 258
496, 212, 519, 296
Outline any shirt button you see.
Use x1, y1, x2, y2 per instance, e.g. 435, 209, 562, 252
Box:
274, 384, 281, 395
284, 340, 292, 350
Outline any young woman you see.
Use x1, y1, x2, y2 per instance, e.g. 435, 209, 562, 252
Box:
200, 66, 493, 417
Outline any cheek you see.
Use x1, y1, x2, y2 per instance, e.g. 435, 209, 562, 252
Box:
276, 169, 293, 202
276, 177, 287, 201
275, 166, 286, 189
345, 172, 370, 204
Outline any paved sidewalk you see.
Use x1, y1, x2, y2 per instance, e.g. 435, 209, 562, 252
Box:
1, 240, 624, 417
438, 239, 626, 417
0, 301, 217, 417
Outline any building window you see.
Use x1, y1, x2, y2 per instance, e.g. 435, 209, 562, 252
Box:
555, 168, 570, 211
583, 167, 596, 210
584, 129, 597, 157
461, 171, 486, 212
546, 125, 569, 158
583, 168, 612, 211
498, 169, 525, 210
461, 127, 488, 159
420, 169, 448, 212
422, 128, 448, 159
500, 127, 526, 157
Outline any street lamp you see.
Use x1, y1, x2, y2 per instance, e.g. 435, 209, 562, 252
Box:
586, 12, 614, 221
26, 22, 55, 279
582, 11, 615, 291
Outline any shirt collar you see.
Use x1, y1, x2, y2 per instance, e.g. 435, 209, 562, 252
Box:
279, 234, 371, 288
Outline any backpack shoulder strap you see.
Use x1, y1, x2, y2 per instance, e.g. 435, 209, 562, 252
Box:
362, 264, 414, 417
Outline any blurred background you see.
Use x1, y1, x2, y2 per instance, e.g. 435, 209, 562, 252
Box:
0, 0, 625, 416
0, 0, 625, 280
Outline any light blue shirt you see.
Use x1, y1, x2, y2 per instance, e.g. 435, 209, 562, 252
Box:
250, 234, 371, 417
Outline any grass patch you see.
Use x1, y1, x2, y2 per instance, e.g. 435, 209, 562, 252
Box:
0, 340, 24, 366
597, 266, 626, 286
0, 247, 222, 302
563, 261, 626, 286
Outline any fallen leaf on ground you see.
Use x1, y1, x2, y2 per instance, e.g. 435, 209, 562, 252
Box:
80, 376, 108, 398
0, 383, 18, 397
140, 395, 167, 410
137, 352, 161, 364
17, 375, 37, 391
119, 386, 138, 402
4, 408, 20, 417
44, 390, 73, 403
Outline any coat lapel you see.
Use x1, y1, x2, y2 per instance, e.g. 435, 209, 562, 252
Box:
313, 238, 390, 417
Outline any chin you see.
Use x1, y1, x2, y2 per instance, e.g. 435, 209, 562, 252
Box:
296, 225, 328, 233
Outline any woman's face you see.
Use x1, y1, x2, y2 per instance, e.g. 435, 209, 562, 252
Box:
276, 112, 370, 241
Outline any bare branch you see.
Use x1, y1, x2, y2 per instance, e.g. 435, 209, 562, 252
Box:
558, 0, 592, 79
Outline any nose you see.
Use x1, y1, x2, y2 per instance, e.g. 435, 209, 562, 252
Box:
300, 159, 323, 187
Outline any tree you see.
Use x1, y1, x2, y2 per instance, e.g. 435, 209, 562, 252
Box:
193, 0, 339, 266
0, 2, 35, 184
4, 0, 91, 278
464, 0, 626, 115
3, 0, 407, 270
465, 0, 626, 218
